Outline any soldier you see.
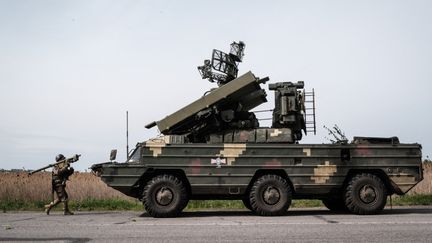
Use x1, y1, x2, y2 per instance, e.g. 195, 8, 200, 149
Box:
44, 154, 75, 215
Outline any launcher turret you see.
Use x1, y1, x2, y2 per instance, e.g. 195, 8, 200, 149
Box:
146, 41, 315, 143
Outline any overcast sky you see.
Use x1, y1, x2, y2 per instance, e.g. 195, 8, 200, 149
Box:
0, 0, 431, 171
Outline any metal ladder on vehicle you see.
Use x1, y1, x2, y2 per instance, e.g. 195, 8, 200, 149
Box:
304, 89, 316, 135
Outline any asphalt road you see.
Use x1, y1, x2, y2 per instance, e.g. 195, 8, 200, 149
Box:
1, 207, 432, 242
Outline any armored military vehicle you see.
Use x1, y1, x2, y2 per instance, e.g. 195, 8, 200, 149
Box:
91, 41, 423, 218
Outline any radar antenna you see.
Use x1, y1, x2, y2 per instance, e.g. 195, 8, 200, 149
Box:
198, 41, 245, 86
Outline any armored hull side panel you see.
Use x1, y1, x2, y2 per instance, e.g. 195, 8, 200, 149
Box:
97, 142, 422, 199
155, 71, 266, 134
95, 163, 147, 197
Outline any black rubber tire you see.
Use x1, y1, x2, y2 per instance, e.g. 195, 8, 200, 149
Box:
344, 173, 387, 215
142, 174, 189, 218
242, 197, 252, 211
322, 197, 347, 211
249, 174, 292, 216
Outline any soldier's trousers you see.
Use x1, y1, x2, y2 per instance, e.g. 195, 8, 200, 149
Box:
53, 183, 68, 202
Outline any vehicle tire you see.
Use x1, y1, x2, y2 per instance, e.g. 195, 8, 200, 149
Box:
322, 197, 347, 211
242, 197, 252, 211
249, 174, 292, 216
142, 174, 189, 218
344, 173, 387, 215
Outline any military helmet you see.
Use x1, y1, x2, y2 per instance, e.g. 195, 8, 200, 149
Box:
55, 154, 65, 162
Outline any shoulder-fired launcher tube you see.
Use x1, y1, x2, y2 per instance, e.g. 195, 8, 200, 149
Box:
28, 154, 81, 175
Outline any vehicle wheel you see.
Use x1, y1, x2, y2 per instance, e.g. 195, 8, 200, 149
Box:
249, 174, 292, 216
322, 197, 347, 211
344, 173, 387, 215
142, 174, 189, 218
242, 197, 252, 211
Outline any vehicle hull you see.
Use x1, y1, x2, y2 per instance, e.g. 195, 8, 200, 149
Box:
94, 142, 423, 200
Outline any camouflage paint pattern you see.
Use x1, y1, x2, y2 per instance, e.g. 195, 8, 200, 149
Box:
95, 138, 422, 200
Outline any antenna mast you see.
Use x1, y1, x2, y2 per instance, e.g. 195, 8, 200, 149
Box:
126, 111, 129, 159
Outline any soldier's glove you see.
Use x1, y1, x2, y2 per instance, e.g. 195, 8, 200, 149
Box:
63, 167, 74, 179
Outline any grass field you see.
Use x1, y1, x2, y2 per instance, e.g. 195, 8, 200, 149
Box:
1, 162, 431, 211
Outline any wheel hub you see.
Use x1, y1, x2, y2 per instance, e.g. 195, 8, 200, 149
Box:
359, 185, 377, 204
156, 187, 174, 206
263, 186, 280, 205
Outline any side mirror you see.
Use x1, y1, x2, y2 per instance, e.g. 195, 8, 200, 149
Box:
110, 149, 117, 161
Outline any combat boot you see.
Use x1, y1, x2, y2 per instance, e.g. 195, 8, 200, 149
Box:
63, 201, 74, 215
44, 203, 54, 215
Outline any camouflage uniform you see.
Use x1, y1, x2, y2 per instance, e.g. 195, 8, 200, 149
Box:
44, 154, 74, 215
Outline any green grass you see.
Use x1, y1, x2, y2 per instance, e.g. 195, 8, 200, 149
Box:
186, 199, 323, 209
390, 194, 432, 206
186, 200, 244, 209
292, 199, 323, 208
72, 198, 143, 211
0, 198, 143, 212
1, 195, 431, 212
0, 199, 46, 212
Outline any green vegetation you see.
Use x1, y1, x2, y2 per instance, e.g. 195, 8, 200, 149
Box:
0, 198, 142, 212
1, 195, 431, 212
72, 198, 143, 211
1, 199, 46, 211
391, 194, 432, 206
186, 200, 244, 209
185, 199, 324, 209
